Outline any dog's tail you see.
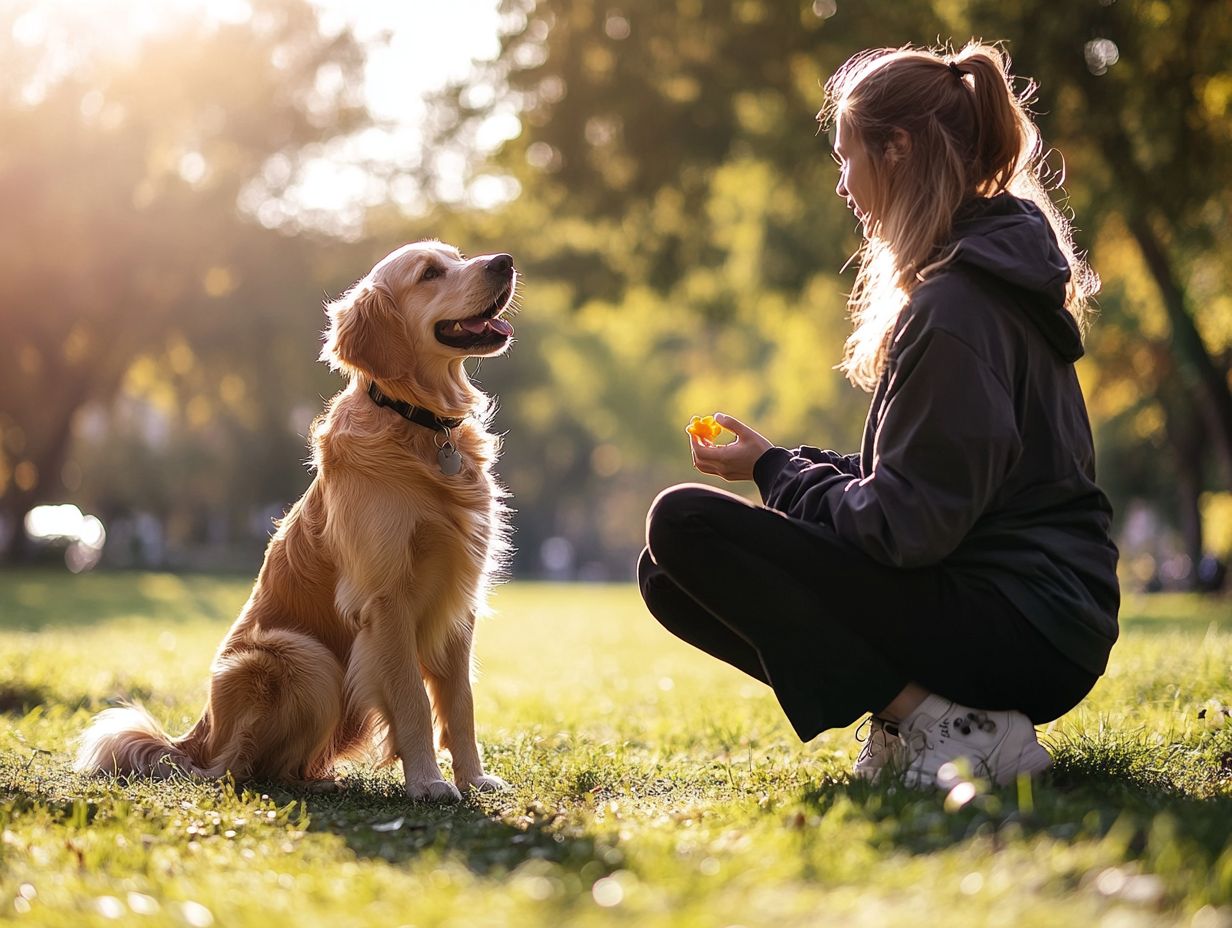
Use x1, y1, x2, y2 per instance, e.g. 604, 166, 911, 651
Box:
74, 705, 206, 778
76, 628, 345, 781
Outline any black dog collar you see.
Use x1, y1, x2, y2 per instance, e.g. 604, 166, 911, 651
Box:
367, 381, 466, 431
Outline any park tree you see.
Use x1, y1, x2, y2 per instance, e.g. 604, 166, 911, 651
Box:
0, 0, 370, 561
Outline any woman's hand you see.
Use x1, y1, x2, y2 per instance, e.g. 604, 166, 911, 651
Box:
690, 413, 774, 482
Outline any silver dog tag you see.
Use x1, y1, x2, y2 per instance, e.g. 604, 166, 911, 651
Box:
438, 444, 463, 476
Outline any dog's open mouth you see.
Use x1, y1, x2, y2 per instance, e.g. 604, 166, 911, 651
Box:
434, 283, 515, 350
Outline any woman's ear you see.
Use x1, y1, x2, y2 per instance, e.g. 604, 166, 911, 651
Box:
320, 282, 404, 379
883, 128, 912, 165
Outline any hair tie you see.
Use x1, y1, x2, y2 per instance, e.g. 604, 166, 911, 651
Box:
947, 61, 968, 80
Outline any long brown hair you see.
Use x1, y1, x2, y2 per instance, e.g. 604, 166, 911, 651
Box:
819, 42, 1098, 391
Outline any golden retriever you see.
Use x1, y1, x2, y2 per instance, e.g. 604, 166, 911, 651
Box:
75, 241, 517, 802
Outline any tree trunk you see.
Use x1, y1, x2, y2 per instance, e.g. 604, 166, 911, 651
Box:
0, 494, 33, 562
0, 393, 87, 565
1126, 214, 1232, 485
1161, 384, 1209, 591
1175, 465, 1204, 592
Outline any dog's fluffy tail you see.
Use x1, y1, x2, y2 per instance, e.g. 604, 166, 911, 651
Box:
74, 705, 204, 778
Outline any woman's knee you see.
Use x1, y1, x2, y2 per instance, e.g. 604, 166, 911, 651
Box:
636, 546, 659, 600
645, 483, 741, 560
638, 545, 681, 611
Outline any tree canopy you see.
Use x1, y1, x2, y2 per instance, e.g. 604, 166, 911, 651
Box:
3, 0, 1228, 585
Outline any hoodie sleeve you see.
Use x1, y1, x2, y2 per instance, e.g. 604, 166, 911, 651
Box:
753, 324, 1022, 567
786, 446, 862, 475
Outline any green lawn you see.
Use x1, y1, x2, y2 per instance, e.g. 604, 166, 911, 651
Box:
0, 570, 1229, 927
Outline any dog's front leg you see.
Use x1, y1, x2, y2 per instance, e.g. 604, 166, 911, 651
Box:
425, 616, 509, 795
349, 596, 462, 804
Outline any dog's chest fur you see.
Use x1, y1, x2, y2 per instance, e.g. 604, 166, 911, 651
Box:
311, 389, 508, 650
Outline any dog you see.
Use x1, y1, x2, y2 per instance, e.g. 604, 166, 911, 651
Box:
75, 241, 517, 802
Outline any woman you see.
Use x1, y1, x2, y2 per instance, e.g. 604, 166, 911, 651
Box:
637, 43, 1119, 787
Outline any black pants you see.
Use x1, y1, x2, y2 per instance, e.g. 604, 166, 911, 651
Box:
638, 484, 1097, 741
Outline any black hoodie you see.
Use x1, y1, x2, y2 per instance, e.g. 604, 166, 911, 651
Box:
752, 194, 1119, 675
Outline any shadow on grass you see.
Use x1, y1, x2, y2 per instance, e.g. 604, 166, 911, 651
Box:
263, 778, 621, 877
1120, 615, 1232, 635
1116, 594, 1232, 636
0, 683, 49, 714
0, 766, 621, 883
797, 735, 1232, 902
0, 683, 161, 717
0, 568, 250, 630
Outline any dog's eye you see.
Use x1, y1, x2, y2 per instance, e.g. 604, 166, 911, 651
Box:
421, 265, 443, 282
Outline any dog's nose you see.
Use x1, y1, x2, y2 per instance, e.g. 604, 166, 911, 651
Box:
485, 254, 514, 275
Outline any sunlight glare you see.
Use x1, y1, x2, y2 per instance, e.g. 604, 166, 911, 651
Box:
288, 0, 510, 220
15, 0, 513, 230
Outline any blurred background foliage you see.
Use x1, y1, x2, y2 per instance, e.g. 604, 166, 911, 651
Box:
1, 0, 1229, 589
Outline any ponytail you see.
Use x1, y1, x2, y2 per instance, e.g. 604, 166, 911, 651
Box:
954, 50, 1036, 197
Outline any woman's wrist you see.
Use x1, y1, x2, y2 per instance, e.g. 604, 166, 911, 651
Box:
752, 446, 791, 494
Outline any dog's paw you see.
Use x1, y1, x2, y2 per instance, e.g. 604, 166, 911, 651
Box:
407, 778, 463, 804
461, 774, 510, 794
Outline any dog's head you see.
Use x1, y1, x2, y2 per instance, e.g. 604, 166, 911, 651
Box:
321, 241, 517, 411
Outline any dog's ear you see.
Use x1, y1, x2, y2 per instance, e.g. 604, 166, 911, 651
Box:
321, 282, 405, 379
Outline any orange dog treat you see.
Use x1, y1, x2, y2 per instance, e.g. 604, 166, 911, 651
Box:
686, 415, 724, 442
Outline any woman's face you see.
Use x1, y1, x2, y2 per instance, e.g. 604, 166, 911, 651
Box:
833, 116, 876, 227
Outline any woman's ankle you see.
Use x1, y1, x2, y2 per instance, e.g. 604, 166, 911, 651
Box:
878, 682, 930, 724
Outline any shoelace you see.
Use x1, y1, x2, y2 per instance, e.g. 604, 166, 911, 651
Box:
854, 715, 873, 743
855, 716, 902, 762
855, 714, 900, 743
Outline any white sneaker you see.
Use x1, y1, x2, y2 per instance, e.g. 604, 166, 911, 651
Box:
897, 694, 1052, 788
851, 716, 907, 781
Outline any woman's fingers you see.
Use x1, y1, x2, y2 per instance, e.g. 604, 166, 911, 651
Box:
692, 434, 767, 482
713, 413, 770, 447
712, 412, 748, 438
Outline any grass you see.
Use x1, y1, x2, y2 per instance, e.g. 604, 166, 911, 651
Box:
0, 570, 1229, 927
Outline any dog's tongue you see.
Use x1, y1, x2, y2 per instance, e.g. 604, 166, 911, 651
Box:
459, 317, 514, 336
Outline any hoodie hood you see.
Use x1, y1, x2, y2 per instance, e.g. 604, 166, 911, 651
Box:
943, 194, 1084, 362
